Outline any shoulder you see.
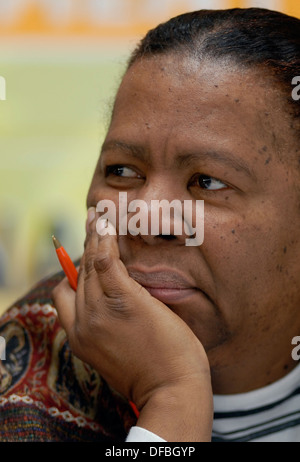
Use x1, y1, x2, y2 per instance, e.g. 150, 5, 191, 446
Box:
0, 268, 137, 441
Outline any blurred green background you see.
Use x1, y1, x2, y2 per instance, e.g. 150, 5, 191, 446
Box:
0, 40, 129, 313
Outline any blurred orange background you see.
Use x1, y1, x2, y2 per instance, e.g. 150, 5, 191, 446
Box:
0, 1, 299, 36
0, 0, 299, 315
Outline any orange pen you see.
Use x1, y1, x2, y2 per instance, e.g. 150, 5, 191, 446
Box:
51, 234, 140, 418
52, 235, 78, 291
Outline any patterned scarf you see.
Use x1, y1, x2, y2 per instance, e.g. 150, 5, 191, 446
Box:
0, 269, 137, 442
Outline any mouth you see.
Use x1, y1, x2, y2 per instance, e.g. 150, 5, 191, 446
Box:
127, 265, 202, 304
142, 287, 198, 303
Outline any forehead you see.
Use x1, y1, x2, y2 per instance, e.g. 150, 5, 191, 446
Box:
116, 55, 277, 113
108, 55, 295, 168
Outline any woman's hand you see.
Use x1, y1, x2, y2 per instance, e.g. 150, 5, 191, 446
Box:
52, 210, 213, 441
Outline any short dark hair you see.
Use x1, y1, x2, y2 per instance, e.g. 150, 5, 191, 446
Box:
128, 8, 300, 120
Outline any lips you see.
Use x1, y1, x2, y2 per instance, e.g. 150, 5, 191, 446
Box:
127, 266, 200, 304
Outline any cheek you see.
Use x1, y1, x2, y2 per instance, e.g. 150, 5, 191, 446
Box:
88, 179, 118, 204
87, 184, 120, 213
202, 207, 300, 320
202, 212, 277, 293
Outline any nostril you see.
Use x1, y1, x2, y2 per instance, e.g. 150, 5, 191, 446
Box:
156, 234, 177, 241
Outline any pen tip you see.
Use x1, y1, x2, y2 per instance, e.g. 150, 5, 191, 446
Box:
52, 235, 61, 250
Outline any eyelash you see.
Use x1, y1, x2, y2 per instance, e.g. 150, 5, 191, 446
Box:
189, 174, 228, 191
105, 165, 144, 179
105, 165, 228, 191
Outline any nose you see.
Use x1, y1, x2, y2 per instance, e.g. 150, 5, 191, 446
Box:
121, 181, 202, 246
127, 199, 187, 245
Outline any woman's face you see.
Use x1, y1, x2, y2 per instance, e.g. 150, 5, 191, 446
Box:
87, 55, 300, 393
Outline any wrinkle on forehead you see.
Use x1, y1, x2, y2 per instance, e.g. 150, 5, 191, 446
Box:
118, 55, 298, 166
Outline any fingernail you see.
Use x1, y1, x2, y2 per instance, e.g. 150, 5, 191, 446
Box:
96, 218, 108, 235
96, 219, 117, 236
86, 207, 96, 233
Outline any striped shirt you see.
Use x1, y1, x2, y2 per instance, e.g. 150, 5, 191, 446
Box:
126, 362, 300, 442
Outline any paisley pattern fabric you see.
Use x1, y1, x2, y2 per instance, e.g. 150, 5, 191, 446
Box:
0, 270, 137, 442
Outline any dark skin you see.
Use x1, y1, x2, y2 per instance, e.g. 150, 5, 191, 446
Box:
52, 55, 300, 441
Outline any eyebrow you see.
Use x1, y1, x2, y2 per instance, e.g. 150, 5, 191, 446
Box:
101, 139, 256, 179
101, 140, 151, 166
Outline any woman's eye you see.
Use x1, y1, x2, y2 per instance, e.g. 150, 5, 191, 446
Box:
191, 174, 227, 191
105, 165, 140, 178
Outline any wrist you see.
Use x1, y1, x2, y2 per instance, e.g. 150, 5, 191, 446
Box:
136, 378, 213, 442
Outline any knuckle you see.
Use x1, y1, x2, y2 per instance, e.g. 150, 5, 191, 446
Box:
93, 252, 112, 274
104, 294, 133, 319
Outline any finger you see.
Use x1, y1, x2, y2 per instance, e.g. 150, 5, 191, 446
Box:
52, 277, 76, 333
75, 252, 87, 321
93, 218, 140, 299
85, 206, 96, 235
85, 212, 100, 276
76, 211, 109, 319
74, 213, 100, 321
